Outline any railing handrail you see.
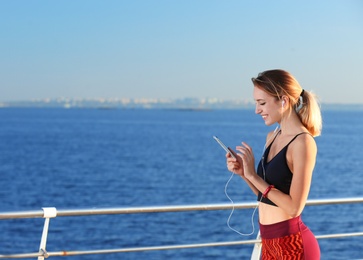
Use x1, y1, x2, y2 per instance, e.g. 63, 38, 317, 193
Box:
1, 197, 363, 259
1, 197, 363, 219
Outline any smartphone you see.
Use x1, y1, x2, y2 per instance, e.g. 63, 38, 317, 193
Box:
213, 136, 237, 159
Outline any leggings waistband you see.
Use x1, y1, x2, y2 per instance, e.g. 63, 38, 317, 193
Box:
259, 216, 307, 239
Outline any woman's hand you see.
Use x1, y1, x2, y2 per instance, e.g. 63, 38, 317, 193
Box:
236, 142, 256, 180
226, 142, 260, 196
226, 152, 244, 176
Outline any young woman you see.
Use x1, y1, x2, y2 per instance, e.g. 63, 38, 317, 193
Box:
226, 69, 321, 259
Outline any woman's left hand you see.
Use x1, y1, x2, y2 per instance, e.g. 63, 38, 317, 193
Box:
236, 142, 256, 180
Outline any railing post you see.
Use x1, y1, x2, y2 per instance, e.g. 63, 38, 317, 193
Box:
38, 207, 57, 260
250, 231, 261, 260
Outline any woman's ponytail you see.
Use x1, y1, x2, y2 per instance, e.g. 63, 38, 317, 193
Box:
297, 90, 322, 137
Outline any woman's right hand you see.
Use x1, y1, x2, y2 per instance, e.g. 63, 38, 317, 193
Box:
226, 152, 244, 176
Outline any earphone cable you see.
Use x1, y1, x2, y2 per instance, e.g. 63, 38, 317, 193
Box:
224, 171, 257, 236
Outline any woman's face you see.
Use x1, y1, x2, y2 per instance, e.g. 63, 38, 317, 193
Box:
253, 86, 281, 126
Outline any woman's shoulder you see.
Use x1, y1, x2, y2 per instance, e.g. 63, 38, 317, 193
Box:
290, 132, 317, 154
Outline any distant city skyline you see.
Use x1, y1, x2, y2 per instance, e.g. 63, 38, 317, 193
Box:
2, 97, 362, 111
1, 1, 363, 103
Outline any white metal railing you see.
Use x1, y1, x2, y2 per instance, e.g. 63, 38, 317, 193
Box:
1, 197, 363, 259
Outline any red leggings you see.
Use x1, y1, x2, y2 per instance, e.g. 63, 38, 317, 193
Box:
259, 216, 320, 259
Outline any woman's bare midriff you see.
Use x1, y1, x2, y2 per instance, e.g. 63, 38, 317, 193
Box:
258, 202, 292, 225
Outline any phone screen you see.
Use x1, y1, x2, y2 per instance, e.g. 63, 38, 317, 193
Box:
213, 136, 236, 159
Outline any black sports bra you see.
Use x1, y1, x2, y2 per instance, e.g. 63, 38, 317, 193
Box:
257, 131, 311, 206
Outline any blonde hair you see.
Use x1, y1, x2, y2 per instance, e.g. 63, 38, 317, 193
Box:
251, 69, 322, 137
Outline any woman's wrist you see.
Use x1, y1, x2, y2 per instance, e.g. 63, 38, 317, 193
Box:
262, 185, 274, 198
246, 171, 257, 182
246, 173, 268, 194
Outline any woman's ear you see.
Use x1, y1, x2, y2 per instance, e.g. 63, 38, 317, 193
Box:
281, 96, 289, 108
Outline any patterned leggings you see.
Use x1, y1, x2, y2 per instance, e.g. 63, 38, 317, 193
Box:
259, 216, 320, 259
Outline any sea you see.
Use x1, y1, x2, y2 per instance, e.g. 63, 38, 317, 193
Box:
0, 108, 362, 260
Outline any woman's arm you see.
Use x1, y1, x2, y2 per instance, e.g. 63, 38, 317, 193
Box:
226, 151, 260, 195
241, 134, 317, 217
226, 130, 278, 196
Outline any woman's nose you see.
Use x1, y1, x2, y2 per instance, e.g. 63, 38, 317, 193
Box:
255, 105, 261, 114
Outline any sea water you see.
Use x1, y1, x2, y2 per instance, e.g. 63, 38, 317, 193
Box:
0, 108, 362, 259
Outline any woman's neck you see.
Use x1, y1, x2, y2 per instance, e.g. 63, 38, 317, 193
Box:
279, 110, 304, 135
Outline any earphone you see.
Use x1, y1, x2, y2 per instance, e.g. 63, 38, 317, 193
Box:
282, 100, 285, 107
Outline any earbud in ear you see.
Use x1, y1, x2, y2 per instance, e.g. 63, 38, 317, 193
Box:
282, 100, 285, 107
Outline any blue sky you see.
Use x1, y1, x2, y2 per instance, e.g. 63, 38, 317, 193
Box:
1, 0, 362, 103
